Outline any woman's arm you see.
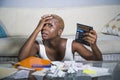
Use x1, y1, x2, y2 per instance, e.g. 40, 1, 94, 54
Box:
18, 15, 53, 61
72, 30, 103, 61
85, 30, 103, 60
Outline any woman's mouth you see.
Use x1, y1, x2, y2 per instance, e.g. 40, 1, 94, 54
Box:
41, 32, 48, 37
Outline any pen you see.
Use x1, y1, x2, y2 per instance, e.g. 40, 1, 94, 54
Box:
32, 64, 51, 68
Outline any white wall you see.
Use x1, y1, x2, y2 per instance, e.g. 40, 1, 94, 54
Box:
1, 0, 120, 8
0, 5, 120, 36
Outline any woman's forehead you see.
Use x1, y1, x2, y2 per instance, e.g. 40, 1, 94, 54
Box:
46, 19, 59, 25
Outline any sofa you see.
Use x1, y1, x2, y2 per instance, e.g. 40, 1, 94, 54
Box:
0, 33, 120, 62
0, 36, 27, 62
1, 15, 120, 62
0, 6, 120, 62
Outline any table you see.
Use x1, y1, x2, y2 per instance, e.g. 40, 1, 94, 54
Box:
0, 61, 120, 80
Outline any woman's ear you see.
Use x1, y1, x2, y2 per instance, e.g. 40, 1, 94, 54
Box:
58, 29, 63, 36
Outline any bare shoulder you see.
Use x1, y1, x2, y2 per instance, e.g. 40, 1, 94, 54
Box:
60, 38, 67, 47
72, 40, 84, 51
60, 38, 82, 47
34, 40, 40, 51
72, 40, 82, 46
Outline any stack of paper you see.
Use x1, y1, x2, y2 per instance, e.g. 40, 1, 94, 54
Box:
32, 61, 111, 78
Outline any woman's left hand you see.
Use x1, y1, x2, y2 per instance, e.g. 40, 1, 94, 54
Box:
83, 30, 97, 45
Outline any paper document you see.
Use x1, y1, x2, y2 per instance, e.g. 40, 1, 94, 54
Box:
13, 70, 30, 79
32, 68, 49, 76
83, 66, 110, 77
32, 61, 111, 78
0, 67, 17, 79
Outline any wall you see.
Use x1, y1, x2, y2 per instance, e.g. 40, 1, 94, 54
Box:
0, 0, 120, 8
0, 5, 120, 36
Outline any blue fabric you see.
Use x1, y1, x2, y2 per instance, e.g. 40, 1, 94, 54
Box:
0, 25, 7, 38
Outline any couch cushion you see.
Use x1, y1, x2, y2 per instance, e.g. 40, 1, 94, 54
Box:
101, 13, 120, 36
97, 33, 120, 54
0, 36, 27, 56
0, 34, 120, 57
0, 25, 7, 38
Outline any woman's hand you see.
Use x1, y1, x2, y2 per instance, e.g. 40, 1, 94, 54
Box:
36, 14, 53, 32
84, 30, 97, 45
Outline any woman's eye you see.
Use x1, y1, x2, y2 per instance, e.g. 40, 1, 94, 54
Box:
43, 23, 53, 28
48, 23, 53, 27
43, 23, 47, 27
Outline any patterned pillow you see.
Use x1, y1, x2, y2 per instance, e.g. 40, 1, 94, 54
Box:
0, 25, 7, 38
101, 14, 120, 36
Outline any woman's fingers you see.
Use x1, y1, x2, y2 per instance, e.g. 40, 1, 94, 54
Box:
41, 14, 53, 19
83, 30, 97, 44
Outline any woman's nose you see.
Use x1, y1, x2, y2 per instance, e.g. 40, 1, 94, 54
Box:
43, 24, 49, 30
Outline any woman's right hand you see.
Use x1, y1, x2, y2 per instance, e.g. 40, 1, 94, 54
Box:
36, 14, 53, 32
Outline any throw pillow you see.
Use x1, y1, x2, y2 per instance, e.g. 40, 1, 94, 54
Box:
101, 13, 120, 36
0, 25, 7, 38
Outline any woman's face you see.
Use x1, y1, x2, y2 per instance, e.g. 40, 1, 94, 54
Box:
41, 18, 61, 40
